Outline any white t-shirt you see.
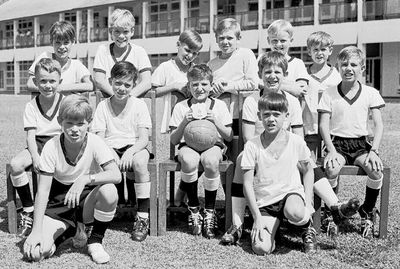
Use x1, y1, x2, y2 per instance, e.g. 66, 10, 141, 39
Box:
208, 48, 258, 118
93, 43, 152, 80
241, 132, 310, 208
29, 52, 90, 84
169, 98, 232, 143
242, 90, 303, 137
287, 56, 309, 84
318, 82, 385, 138
23, 94, 63, 137
39, 132, 115, 185
91, 97, 152, 149
152, 59, 189, 134
303, 66, 341, 135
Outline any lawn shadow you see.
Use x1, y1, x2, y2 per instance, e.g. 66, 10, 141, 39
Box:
0, 199, 12, 233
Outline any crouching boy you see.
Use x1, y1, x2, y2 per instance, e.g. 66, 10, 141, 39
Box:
23, 95, 121, 264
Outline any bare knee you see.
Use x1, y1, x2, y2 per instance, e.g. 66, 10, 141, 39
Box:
202, 157, 220, 174
132, 158, 149, 177
97, 184, 118, 206
10, 156, 25, 174
284, 206, 304, 223
179, 155, 199, 171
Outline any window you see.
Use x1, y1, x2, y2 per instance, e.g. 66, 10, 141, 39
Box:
64, 12, 77, 28
149, 53, 177, 71
0, 70, 4, 89
248, 0, 258, 11
5, 22, 13, 38
188, 0, 200, 17
289, 46, 312, 66
19, 61, 33, 92
6, 62, 14, 91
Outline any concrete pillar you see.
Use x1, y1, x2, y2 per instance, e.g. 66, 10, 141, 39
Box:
13, 19, 17, 49
108, 6, 115, 41
357, 0, 363, 22
33, 17, 39, 47
59, 13, 65, 21
76, 10, 82, 43
258, 0, 264, 56
180, 0, 186, 33
14, 59, 20, 94
87, 9, 93, 43
142, 2, 148, 39
209, 0, 217, 59
314, 0, 319, 25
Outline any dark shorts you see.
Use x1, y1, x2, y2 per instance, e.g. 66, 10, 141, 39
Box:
176, 141, 228, 161
305, 134, 320, 160
45, 179, 95, 227
331, 136, 371, 165
232, 118, 240, 136
113, 145, 155, 159
26, 135, 53, 155
259, 193, 304, 220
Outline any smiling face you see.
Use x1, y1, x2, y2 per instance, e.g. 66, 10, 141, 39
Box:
260, 64, 286, 92
309, 45, 332, 65
189, 79, 212, 103
61, 117, 89, 144
258, 108, 288, 134
217, 29, 239, 57
110, 26, 134, 48
177, 41, 200, 66
34, 69, 60, 98
338, 56, 365, 84
109, 75, 135, 101
268, 31, 292, 56
52, 38, 73, 60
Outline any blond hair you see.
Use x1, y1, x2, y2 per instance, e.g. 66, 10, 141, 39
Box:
109, 8, 135, 29
267, 19, 293, 38
307, 31, 334, 50
337, 46, 365, 67
58, 94, 93, 122
215, 18, 241, 39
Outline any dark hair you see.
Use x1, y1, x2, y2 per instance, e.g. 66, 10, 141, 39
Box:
307, 31, 334, 50
337, 46, 365, 67
258, 92, 289, 113
58, 94, 93, 122
179, 29, 203, 51
258, 51, 288, 74
187, 64, 213, 83
215, 18, 241, 39
110, 61, 138, 82
34, 58, 62, 77
49, 21, 76, 43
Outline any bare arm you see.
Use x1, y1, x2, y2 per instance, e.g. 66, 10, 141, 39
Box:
57, 75, 94, 93
319, 112, 334, 153
170, 114, 191, 146
243, 121, 256, 144
370, 108, 384, 150
153, 82, 188, 98
26, 129, 40, 172
131, 71, 152, 97
281, 79, 308, 98
298, 160, 314, 212
94, 71, 114, 98
291, 126, 304, 138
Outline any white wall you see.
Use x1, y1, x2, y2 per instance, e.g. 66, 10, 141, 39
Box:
382, 42, 399, 97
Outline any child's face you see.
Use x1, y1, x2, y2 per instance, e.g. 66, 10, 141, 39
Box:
260, 65, 286, 92
177, 42, 200, 66
52, 39, 73, 60
258, 108, 288, 134
338, 56, 365, 84
34, 69, 61, 98
110, 26, 134, 48
217, 29, 239, 56
268, 31, 293, 56
62, 117, 89, 144
189, 79, 212, 102
308, 45, 332, 65
109, 75, 135, 101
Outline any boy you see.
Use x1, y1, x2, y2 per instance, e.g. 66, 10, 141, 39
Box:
304, 31, 341, 158
93, 8, 152, 98
169, 64, 233, 239
318, 46, 385, 238
27, 21, 93, 94
9, 58, 63, 237
208, 18, 258, 134
266, 19, 309, 98
222, 52, 359, 250
242, 92, 314, 255
91, 61, 152, 242
152, 29, 203, 207
23, 94, 121, 264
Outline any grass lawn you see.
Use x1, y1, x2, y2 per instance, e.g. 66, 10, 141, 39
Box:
0, 94, 399, 268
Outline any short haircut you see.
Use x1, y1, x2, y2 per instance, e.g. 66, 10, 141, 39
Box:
179, 29, 203, 51
110, 61, 138, 82
267, 19, 293, 38
215, 18, 241, 39
337, 46, 365, 66
49, 21, 76, 43
187, 64, 213, 83
59, 94, 93, 122
109, 8, 135, 29
258, 51, 288, 74
307, 31, 334, 50
258, 91, 289, 113
34, 58, 62, 77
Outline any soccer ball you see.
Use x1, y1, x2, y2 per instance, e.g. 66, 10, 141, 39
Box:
184, 120, 218, 152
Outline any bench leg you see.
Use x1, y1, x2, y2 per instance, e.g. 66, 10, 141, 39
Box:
6, 164, 18, 234
313, 195, 322, 234
378, 168, 390, 239
224, 164, 234, 231
158, 165, 167, 236
149, 163, 158, 236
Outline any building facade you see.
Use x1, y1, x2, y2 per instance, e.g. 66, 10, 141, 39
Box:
0, 0, 399, 98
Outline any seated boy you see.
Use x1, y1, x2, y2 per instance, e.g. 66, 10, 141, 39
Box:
10, 58, 63, 237
222, 52, 359, 250
93, 8, 152, 98
27, 21, 93, 94
23, 94, 121, 264
91, 61, 152, 242
319, 46, 385, 238
169, 64, 233, 239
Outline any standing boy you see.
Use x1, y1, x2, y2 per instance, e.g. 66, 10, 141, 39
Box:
93, 9, 152, 98
91, 61, 152, 242
27, 21, 93, 94
318, 46, 385, 238
169, 64, 233, 239
10, 58, 63, 237
23, 94, 121, 264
